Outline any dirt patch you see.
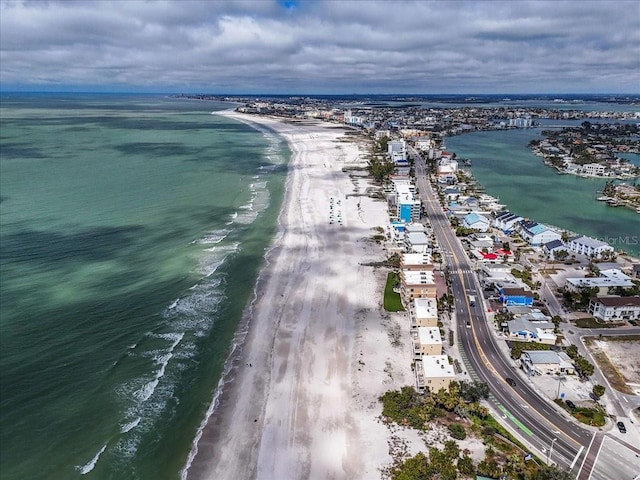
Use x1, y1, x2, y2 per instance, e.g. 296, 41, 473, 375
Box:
584, 336, 640, 394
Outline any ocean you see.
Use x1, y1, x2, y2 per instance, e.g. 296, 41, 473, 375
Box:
0, 94, 288, 479
446, 122, 640, 257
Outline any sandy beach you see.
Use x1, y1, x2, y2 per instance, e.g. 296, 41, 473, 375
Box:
185, 112, 414, 480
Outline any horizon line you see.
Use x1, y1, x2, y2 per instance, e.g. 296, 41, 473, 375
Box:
2, 91, 640, 97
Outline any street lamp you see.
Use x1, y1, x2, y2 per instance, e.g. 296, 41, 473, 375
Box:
556, 374, 565, 400
547, 437, 557, 465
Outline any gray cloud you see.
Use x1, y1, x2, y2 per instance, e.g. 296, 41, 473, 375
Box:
1, 0, 638, 93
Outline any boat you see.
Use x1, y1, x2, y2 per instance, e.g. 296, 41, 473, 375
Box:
596, 196, 611, 201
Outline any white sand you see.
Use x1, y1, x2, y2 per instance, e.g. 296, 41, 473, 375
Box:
186, 112, 414, 480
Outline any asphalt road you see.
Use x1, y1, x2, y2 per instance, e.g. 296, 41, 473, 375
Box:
410, 149, 593, 472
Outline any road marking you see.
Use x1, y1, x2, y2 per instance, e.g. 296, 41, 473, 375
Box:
576, 432, 598, 478
570, 445, 585, 470
587, 434, 606, 480
498, 405, 533, 436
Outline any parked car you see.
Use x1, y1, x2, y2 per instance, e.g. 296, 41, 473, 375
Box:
506, 377, 516, 387
617, 421, 626, 433
566, 400, 576, 410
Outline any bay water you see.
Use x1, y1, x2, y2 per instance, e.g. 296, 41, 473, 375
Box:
446, 124, 640, 257
0, 94, 288, 479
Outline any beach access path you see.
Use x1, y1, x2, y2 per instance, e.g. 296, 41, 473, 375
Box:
186, 112, 414, 480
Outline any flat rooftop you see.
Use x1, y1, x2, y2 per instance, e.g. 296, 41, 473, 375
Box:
414, 297, 437, 319
421, 355, 456, 378
418, 326, 442, 345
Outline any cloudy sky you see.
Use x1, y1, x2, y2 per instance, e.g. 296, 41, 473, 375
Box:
1, 0, 638, 94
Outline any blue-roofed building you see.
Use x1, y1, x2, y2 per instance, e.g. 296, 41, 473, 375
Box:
493, 210, 523, 233
443, 187, 461, 201
543, 239, 568, 258
462, 197, 480, 209
518, 220, 562, 246
462, 212, 490, 232
499, 287, 534, 306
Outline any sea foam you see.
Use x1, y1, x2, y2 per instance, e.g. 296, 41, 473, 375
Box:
77, 443, 107, 475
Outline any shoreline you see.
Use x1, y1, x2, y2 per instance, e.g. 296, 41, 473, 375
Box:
184, 111, 412, 479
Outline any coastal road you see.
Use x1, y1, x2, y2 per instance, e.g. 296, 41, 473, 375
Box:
410, 147, 594, 472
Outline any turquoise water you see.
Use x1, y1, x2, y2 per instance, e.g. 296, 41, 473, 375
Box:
446, 128, 640, 257
0, 94, 288, 479
618, 152, 640, 167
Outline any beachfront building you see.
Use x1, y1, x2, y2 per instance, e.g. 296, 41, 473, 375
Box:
388, 139, 407, 162
389, 180, 421, 223
389, 178, 416, 197
566, 235, 614, 259
415, 355, 456, 393
520, 350, 575, 376
395, 158, 411, 176
400, 270, 436, 303
518, 220, 562, 246
506, 318, 556, 344
588, 296, 640, 322
462, 212, 490, 232
402, 253, 434, 272
413, 326, 443, 357
343, 109, 365, 126
493, 211, 523, 233
388, 221, 406, 247
412, 297, 438, 327
398, 196, 422, 223
404, 229, 431, 254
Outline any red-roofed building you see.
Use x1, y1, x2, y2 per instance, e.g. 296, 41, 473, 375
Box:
471, 249, 513, 264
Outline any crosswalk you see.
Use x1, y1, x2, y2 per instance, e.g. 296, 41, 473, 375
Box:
457, 339, 503, 406
447, 268, 474, 275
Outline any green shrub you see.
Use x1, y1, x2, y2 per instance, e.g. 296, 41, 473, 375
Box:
448, 423, 467, 440
380, 387, 424, 429
592, 384, 605, 398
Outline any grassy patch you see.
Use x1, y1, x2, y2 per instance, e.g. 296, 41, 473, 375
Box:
574, 317, 622, 328
555, 399, 606, 426
584, 336, 635, 394
384, 272, 405, 312
573, 406, 591, 420
509, 341, 550, 359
